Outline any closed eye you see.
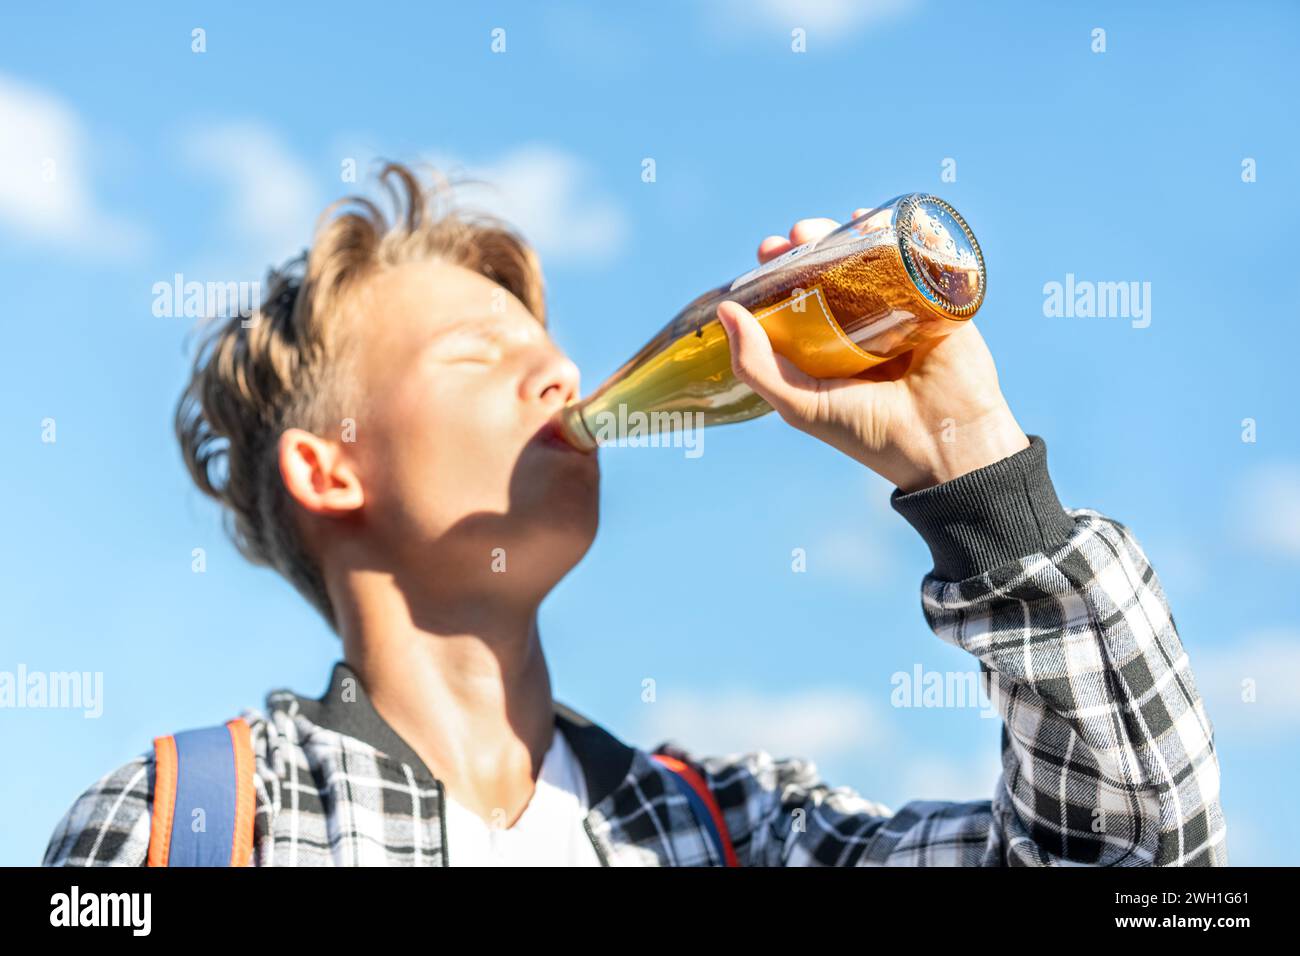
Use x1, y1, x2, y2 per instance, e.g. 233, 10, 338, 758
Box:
430, 329, 505, 365
425, 315, 546, 366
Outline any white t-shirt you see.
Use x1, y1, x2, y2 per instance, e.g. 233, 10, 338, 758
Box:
442, 726, 601, 866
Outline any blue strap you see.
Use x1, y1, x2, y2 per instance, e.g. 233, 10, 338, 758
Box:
168, 725, 240, 866
663, 768, 728, 865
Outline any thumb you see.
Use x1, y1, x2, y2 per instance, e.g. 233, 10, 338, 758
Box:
716, 300, 816, 418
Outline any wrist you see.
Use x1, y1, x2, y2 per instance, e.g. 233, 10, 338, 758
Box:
890, 433, 1076, 580
896, 405, 1030, 493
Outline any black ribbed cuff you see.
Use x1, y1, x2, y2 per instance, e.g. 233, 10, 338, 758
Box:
889, 434, 1076, 581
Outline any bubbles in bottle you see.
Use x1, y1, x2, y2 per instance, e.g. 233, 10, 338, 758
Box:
906, 200, 982, 311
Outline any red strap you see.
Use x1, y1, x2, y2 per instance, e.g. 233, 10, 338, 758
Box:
651, 753, 740, 867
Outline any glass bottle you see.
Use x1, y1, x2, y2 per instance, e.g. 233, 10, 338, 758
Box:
554, 193, 985, 451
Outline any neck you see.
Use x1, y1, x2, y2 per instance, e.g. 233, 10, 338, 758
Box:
332, 565, 557, 824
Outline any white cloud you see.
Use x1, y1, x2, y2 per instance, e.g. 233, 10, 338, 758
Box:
0, 74, 147, 257
1234, 463, 1300, 559
897, 750, 1003, 803
251, 138, 627, 271
636, 686, 885, 762
1194, 630, 1300, 735
719, 0, 917, 36
181, 121, 321, 273
419, 144, 628, 267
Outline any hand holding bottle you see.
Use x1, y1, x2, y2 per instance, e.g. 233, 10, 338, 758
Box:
716, 212, 1029, 493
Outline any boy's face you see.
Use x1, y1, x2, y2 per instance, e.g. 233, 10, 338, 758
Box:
343, 259, 599, 597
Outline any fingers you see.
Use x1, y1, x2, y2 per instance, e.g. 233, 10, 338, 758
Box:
757, 235, 791, 263
788, 217, 840, 246
716, 300, 816, 419
757, 216, 842, 264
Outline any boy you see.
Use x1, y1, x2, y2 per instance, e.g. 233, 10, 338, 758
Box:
43, 163, 1226, 866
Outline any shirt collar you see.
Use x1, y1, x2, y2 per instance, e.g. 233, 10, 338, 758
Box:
287, 659, 636, 810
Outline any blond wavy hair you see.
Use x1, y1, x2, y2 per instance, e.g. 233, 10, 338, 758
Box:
175, 162, 547, 629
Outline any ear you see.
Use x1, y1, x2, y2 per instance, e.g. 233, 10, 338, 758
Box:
278, 428, 364, 516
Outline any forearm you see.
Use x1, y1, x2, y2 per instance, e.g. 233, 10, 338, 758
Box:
891, 434, 1227, 865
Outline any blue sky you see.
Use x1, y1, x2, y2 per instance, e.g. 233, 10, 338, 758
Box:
2, 0, 1297, 865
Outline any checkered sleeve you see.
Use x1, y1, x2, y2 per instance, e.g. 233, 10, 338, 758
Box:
694, 435, 1226, 866
910, 504, 1227, 865
41, 752, 154, 866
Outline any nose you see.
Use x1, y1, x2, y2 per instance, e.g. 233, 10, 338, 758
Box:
523, 344, 581, 410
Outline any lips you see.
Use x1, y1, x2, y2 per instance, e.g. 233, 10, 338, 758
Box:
533, 417, 591, 455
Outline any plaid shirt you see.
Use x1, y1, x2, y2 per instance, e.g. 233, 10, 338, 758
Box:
42, 435, 1227, 866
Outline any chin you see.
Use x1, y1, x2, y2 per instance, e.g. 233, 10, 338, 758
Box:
500, 443, 599, 574
538, 477, 599, 549
523, 480, 599, 570
517, 440, 598, 513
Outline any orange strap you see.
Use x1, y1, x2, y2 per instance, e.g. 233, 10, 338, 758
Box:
147, 718, 255, 867
227, 718, 256, 866
146, 734, 178, 867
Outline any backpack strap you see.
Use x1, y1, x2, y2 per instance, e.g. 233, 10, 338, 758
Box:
650, 753, 740, 867
147, 718, 255, 867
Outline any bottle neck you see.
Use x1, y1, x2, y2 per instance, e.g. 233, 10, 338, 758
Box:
554, 403, 599, 452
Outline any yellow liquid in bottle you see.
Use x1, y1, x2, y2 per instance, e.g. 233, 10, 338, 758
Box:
559, 195, 984, 450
